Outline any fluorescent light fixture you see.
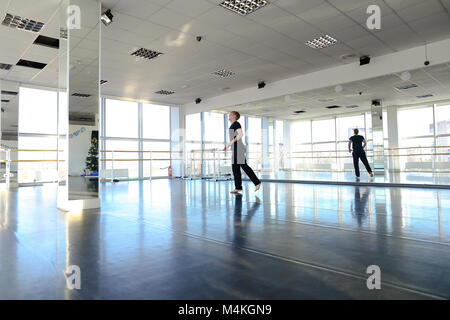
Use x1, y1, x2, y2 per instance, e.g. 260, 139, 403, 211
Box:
101, 9, 114, 26
395, 83, 418, 90
212, 69, 235, 78
1, 13, 44, 33
220, 0, 269, 16
305, 35, 337, 49
131, 48, 163, 60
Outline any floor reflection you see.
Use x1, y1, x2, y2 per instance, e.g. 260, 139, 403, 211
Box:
0, 179, 449, 299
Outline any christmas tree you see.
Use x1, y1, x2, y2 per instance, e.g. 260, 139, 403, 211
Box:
85, 137, 98, 175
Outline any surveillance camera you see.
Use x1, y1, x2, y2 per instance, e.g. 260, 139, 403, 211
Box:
258, 81, 266, 89
424, 60, 430, 66
359, 92, 363, 96
195, 98, 202, 104
196, 36, 202, 42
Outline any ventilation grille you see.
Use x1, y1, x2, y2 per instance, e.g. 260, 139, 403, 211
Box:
2, 13, 44, 33
71, 93, 92, 98
1, 99, 10, 103
212, 69, 235, 78
155, 90, 175, 95
0, 63, 13, 70
220, 0, 269, 16
395, 83, 418, 90
306, 35, 337, 49
326, 105, 341, 109
131, 48, 163, 60
1, 90, 18, 95
16, 59, 47, 70
416, 94, 433, 99
293, 110, 306, 114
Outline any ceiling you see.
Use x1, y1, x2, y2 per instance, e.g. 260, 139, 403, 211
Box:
217, 62, 450, 120
0, 0, 449, 108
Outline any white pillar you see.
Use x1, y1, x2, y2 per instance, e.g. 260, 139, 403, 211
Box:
386, 106, 400, 172
283, 120, 292, 171
170, 106, 182, 177
261, 118, 270, 170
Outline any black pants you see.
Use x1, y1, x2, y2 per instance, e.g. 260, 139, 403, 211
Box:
352, 151, 372, 177
232, 162, 261, 190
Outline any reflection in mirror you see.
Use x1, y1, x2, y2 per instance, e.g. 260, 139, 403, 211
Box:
216, 63, 450, 185
58, 0, 101, 210
0, 80, 19, 188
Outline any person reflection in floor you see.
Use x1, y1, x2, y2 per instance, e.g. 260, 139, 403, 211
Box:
352, 186, 370, 227
232, 195, 261, 248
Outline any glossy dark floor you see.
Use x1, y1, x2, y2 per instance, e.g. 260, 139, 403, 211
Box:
1, 179, 449, 299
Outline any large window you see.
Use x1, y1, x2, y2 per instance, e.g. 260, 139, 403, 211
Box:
105, 99, 139, 138
18, 87, 58, 183
434, 104, 450, 163
143, 103, 170, 139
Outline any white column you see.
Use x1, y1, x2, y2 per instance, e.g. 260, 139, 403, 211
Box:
170, 106, 182, 177
283, 120, 292, 171
261, 117, 270, 170
386, 106, 400, 172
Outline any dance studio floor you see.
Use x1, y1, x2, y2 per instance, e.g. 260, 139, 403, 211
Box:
1, 179, 449, 299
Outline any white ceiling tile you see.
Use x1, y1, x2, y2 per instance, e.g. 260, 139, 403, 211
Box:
165, 0, 217, 18
113, 0, 163, 19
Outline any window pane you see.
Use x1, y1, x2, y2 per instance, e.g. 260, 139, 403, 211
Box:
248, 117, 261, 144
142, 103, 170, 139
435, 104, 450, 135
19, 87, 57, 134
204, 112, 224, 142
398, 107, 434, 138
336, 115, 365, 141
105, 99, 138, 138
143, 141, 170, 177
291, 121, 311, 145
276, 120, 284, 145
312, 119, 335, 142
18, 136, 57, 183
186, 113, 201, 141
105, 140, 139, 179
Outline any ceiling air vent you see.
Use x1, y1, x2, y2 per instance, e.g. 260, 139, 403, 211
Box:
1, 99, 10, 103
326, 105, 341, 109
416, 94, 434, 99
33, 35, 59, 49
212, 69, 235, 78
1, 13, 44, 33
306, 35, 337, 49
155, 90, 175, 95
71, 93, 92, 98
395, 83, 418, 90
131, 48, 163, 60
100, 80, 108, 85
220, 0, 269, 16
0, 63, 13, 70
294, 110, 306, 114
16, 59, 47, 70
1, 90, 18, 95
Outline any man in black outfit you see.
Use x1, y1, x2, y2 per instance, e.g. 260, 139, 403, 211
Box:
348, 129, 374, 179
224, 111, 261, 194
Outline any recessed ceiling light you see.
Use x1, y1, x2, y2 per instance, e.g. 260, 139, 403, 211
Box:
395, 83, 418, 90
155, 90, 175, 95
1, 13, 44, 33
131, 48, 163, 60
294, 110, 306, 114
305, 35, 337, 49
212, 69, 235, 78
0, 63, 13, 70
16, 59, 47, 70
220, 0, 269, 16
33, 35, 59, 49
